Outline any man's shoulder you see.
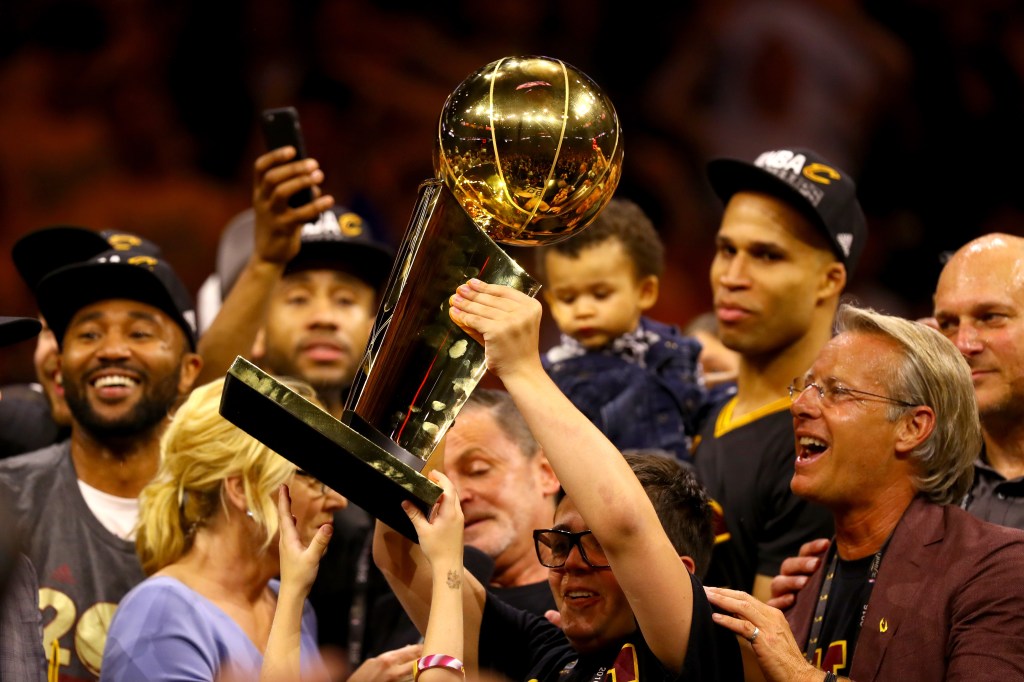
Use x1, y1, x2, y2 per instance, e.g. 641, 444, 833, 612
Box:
891, 498, 1024, 576
0, 441, 70, 481
940, 501, 1024, 550
0, 443, 73, 530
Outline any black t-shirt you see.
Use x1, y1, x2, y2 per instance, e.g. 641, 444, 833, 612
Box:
478, 572, 743, 682
813, 554, 876, 677
364, 547, 555, 658
694, 398, 834, 590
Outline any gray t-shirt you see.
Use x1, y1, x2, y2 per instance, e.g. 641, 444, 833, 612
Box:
0, 442, 144, 681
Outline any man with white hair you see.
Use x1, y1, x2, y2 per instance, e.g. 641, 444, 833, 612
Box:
707, 304, 1024, 681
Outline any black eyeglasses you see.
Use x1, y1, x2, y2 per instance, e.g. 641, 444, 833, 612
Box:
294, 470, 329, 497
788, 378, 916, 408
533, 529, 610, 569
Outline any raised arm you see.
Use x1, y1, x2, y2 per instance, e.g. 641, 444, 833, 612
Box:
448, 279, 695, 674
371, 443, 488, 672
403, 471, 472, 682
196, 147, 333, 385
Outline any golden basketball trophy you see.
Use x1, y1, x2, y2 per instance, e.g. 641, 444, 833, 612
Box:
220, 56, 622, 540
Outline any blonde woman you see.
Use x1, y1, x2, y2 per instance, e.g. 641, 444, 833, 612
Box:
100, 378, 343, 682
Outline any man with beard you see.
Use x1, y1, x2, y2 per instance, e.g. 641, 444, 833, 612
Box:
1, 227, 165, 458
0, 243, 202, 681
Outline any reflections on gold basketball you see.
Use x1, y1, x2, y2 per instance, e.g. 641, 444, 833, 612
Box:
435, 55, 623, 246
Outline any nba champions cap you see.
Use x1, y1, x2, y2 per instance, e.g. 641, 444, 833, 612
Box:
34, 246, 197, 350
707, 148, 868, 274
13, 225, 163, 292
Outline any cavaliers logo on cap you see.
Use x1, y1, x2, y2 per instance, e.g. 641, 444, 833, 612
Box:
803, 163, 841, 185
107, 234, 143, 251
338, 212, 365, 237
127, 255, 159, 270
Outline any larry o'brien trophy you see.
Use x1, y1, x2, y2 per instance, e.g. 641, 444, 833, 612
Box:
220, 56, 622, 540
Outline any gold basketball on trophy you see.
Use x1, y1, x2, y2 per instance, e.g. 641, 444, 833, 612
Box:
435, 55, 623, 246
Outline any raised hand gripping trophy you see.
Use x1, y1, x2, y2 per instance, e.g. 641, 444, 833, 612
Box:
220, 56, 622, 540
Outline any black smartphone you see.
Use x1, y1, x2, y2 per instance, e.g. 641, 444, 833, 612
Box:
260, 106, 314, 208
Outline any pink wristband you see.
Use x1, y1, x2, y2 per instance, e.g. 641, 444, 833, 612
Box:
414, 654, 465, 680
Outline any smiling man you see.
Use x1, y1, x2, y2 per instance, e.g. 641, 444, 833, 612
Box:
375, 280, 743, 681
693, 148, 864, 602
705, 304, 1024, 682
0, 242, 202, 681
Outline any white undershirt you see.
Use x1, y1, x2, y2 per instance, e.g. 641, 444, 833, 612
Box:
78, 479, 140, 540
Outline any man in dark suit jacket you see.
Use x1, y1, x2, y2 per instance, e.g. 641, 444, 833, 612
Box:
704, 303, 1024, 682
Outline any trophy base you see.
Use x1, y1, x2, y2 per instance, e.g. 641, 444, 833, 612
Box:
219, 357, 442, 542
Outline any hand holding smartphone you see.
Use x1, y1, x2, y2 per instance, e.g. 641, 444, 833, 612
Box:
260, 106, 315, 208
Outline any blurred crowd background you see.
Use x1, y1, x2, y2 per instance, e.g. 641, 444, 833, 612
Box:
2, 0, 1023, 383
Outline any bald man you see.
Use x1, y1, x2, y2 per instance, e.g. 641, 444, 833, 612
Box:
933, 233, 1024, 529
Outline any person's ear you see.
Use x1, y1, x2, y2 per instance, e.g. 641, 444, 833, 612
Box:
534, 451, 561, 497
222, 475, 249, 515
177, 352, 203, 395
680, 555, 696, 575
637, 275, 659, 312
894, 405, 936, 457
816, 262, 846, 304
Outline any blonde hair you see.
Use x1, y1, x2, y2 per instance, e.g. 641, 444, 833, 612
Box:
136, 376, 317, 575
835, 304, 980, 504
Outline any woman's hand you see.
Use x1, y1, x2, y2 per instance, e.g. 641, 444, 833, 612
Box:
276, 484, 332, 597
402, 471, 464, 569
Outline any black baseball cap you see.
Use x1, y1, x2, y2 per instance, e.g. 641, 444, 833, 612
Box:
13, 225, 163, 292
35, 247, 197, 350
214, 207, 395, 297
707, 148, 868, 274
0, 317, 41, 347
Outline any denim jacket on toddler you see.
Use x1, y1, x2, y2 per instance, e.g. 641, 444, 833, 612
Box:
542, 317, 712, 462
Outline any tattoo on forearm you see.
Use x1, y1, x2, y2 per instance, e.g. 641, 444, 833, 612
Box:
446, 569, 461, 590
